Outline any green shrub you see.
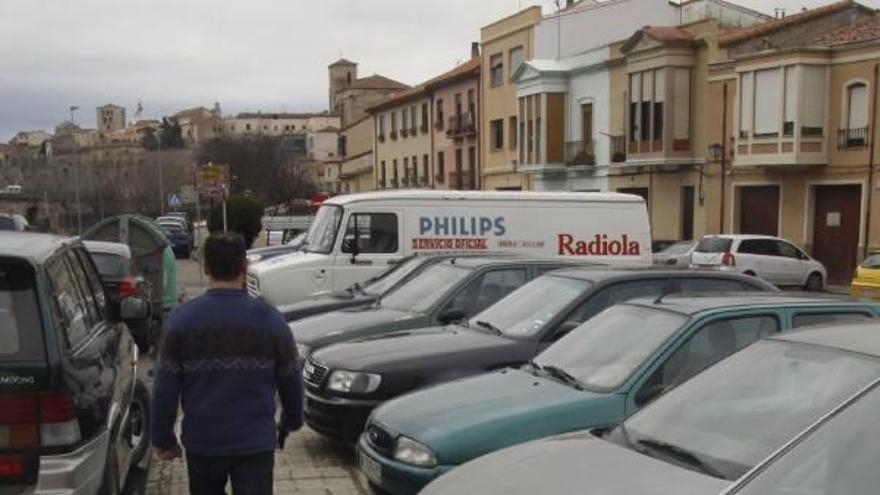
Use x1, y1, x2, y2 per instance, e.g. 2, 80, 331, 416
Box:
208, 195, 264, 248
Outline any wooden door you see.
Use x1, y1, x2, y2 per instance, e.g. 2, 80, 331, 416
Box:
739, 186, 779, 236
681, 186, 695, 240
813, 184, 862, 284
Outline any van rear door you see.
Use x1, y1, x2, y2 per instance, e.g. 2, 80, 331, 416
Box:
332, 211, 403, 291
0, 258, 51, 487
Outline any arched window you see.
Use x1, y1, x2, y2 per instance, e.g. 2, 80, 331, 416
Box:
846, 82, 868, 130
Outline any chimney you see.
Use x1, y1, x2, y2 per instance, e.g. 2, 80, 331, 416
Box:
471, 42, 481, 59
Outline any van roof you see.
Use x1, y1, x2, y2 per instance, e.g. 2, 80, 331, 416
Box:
323, 190, 645, 206
0, 232, 72, 263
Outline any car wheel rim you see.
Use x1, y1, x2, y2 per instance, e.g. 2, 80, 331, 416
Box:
128, 398, 146, 450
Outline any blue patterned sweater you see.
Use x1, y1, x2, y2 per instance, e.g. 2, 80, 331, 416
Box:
150, 288, 304, 455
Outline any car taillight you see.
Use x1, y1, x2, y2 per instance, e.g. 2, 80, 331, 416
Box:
0, 456, 24, 477
0, 392, 80, 449
119, 276, 138, 297
722, 251, 736, 267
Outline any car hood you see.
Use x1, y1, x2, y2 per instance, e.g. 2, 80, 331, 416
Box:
248, 244, 296, 256
278, 293, 376, 321
422, 431, 730, 495
311, 326, 528, 372
371, 368, 624, 465
289, 306, 424, 349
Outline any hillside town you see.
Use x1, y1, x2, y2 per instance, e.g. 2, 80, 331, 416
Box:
5, 1, 880, 494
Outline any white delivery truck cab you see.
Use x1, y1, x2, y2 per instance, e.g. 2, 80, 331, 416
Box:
247, 190, 651, 306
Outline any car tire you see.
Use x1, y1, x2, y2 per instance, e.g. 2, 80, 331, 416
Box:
744, 270, 757, 277
98, 444, 120, 495
125, 381, 152, 467
805, 272, 824, 292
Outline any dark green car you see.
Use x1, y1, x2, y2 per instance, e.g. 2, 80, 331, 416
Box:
358, 294, 880, 495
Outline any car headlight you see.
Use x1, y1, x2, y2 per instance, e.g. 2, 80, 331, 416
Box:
296, 343, 310, 358
393, 436, 437, 467
326, 369, 382, 394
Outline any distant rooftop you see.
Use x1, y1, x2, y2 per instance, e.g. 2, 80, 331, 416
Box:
233, 111, 337, 120
813, 12, 880, 46
719, 0, 871, 46
346, 74, 410, 91
329, 58, 357, 68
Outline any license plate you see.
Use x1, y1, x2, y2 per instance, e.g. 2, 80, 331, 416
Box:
359, 452, 382, 484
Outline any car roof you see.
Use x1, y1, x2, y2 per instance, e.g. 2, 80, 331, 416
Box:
0, 232, 73, 263
624, 292, 866, 316
699, 234, 780, 240
546, 266, 771, 285
323, 190, 645, 206
432, 255, 587, 269
772, 320, 880, 358
83, 240, 132, 258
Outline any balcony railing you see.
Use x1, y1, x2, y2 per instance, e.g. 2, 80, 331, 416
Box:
435, 118, 445, 131
390, 130, 398, 141
410, 127, 417, 136
448, 170, 475, 190
378, 133, 385, 143
565, 141, 596, 166
401, 128, 409, 138
838, 127, 869, 150
447, 112, 477, 139
610, 135, 626, 163
420, 123, 429, 134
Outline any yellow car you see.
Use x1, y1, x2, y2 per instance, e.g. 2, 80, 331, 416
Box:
851, 252, 880, 299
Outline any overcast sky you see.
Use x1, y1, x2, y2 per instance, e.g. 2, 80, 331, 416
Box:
1, 0, 877, 141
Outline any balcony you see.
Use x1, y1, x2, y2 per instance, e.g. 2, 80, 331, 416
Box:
565, 141, 596, 167
420, 123, 429, 134
838, 127, 869, 150
732, 127, 827, 168
401, 128, 409, 138
448, 170, 476, 190
446, 113, 477, 140
378, 133, 385, 143
409, 127, 417, 137
435, 118, 445, 131
610, 135, 627, 163
390, 131, 398, 141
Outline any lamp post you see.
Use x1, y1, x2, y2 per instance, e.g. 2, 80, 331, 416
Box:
156, 127, 165, 215
68, 105, 82, 234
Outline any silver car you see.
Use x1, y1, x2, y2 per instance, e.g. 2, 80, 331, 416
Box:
421, 320, 880, 495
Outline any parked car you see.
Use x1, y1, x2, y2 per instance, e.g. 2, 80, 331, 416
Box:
305, 269, 776, 441
83, 240, 154, 351
652, 240, 696, 266
0, 214, 29, 231
691, 234, 826, 290
279, 254, 493, 323
155, 216, 187, 229
159, 222, 191, 258
289, 257, 585, 359
420, 320, 880, 495
248, 190, 652, 306
359, 294, 880, 494
851, 251, 880, 299
247, 232, 308, 264
0, 233, 151, 494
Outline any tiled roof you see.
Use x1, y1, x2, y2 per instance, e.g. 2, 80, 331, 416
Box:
424, 58, 480, 89
719, 0, 863, 46
234, 112, 334, 119
347, 75, 410, 91
642, 26, 695, 42
367, 85, 428, 113
329, 58, 357, 68
813, 13, 880, 46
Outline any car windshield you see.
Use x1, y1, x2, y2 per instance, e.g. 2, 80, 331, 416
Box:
624, 339, 880, 481
696, 237, 733, 253
473, 275, 592, 338
286, 232, 307, 246
362, 256, 422, 296
660, 241, 696, 255
90, 252, 130, 278
305, 205, 342, 254
0, 258, 44, 362
0, 217, 15, 231
861, 253, 880, 269
534, 304, 686, 391
735, 379, 880, 495
381, 263, 472, 313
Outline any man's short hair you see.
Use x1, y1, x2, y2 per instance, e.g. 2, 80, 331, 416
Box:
203, 232, 246, 281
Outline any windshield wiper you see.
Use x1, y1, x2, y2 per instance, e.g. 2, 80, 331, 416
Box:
538, 364, 585, 391
474, 320, 503, 336
635, 438, 727, 479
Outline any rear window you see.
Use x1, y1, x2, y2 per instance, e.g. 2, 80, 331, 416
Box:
0, 217, 15, 231
0, 258, 44, 361
696, 237, 733, 253
862, 254, 880, 269
91, 252, 129, 278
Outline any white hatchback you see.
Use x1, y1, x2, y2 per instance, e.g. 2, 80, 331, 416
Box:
691, 234, 827, 290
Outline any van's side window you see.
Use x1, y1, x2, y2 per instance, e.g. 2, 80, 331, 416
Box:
72, 249, 106, 316
47, 256, 92, 348
64, 251, 101, 327
341, 213, 399, 254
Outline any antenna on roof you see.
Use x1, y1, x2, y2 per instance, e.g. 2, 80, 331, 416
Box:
653, 282, 674, 304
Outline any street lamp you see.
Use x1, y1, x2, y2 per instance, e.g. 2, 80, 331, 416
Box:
62, 163, 82, 234
708, 143, 724, 162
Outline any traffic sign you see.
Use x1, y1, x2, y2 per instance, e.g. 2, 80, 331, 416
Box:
168, 193, 181, 208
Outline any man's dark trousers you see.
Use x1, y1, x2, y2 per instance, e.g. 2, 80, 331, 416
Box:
186, 452, 274, 495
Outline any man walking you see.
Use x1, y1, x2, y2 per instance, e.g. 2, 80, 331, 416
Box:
151, 232, 303, 495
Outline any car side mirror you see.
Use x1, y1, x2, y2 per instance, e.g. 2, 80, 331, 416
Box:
120, 297, 149, 321
635, 383, 667, 408
438, 308, 467, 325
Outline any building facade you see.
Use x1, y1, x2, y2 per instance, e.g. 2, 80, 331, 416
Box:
224, 112, 339, 137
97, 104, 126, 132
338, 116, 375, 193
480, 6, 542, 190
372, 87, 433, 189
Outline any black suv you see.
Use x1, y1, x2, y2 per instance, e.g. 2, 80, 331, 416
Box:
0, 233, 150, 494
304, 268, 777, 441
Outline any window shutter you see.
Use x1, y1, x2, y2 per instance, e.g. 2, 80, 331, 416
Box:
801, 66, 826, 129
848, 84, 868, 129
673, 68, 690, 140
740, 72, 753, 134
784, 66, 797, 123
754, 68, 781, 135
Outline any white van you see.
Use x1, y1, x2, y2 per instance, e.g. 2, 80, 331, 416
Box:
247, 190, 651, 306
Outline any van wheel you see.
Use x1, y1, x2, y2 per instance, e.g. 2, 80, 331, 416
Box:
744, 270, 756, 277
805, 272, 824, 292
126, 381, 151, 466
98, 446, 120, 495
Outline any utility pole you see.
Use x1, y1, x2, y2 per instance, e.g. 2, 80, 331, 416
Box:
70, 106, 82, 234
157, 127, 165, 215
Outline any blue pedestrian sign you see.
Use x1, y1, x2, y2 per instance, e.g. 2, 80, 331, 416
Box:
168, 193, 181, 208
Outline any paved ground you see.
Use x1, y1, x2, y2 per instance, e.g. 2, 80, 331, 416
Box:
137, 257, 370, 495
